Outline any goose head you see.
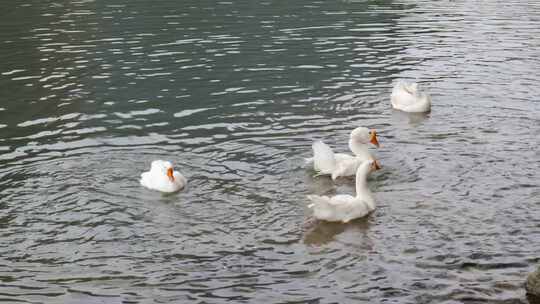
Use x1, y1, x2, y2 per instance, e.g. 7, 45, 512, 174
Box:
404, 82, 418, 95
350, 127, 380, 148
358, 159, 381, 174
370, 159, 381, 172
151, 160, 176, 182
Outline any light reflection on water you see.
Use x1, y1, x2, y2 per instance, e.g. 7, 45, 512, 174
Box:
0, 0, 539, 303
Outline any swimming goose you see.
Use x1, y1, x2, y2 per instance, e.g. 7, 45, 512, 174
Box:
391, 80, 431, 113
309, 127, 379, 180
307, 159, 380, 223
140, 160, 187, 193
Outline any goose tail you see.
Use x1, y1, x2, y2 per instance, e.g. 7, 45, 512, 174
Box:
307, 195, 335, 220
312, 141, 336, 174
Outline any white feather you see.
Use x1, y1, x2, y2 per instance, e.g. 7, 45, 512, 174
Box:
391, 80, 431, 113
308, 127, 379, 179
140, 160, 187, 193
307, 160, 377, 223
312, 141, 336, 174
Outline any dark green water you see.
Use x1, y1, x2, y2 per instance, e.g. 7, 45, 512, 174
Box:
1, 0, 539, 303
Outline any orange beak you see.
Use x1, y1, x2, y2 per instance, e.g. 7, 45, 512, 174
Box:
373, 159, 381, 171
370, 130, 380, 148
167, 168, 175, 182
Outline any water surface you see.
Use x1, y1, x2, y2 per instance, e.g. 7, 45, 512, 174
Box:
1, 0, 540, 303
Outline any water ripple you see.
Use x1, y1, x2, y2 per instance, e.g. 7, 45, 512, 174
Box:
0, 0, 539, 303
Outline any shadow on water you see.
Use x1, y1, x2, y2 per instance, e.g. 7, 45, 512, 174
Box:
390, 110, 430, 128
303, 216, 371, 246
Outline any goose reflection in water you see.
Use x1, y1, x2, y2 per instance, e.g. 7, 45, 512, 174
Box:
303, 217, 373, 247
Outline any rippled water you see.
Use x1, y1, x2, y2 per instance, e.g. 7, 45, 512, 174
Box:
1, 0, 540, 303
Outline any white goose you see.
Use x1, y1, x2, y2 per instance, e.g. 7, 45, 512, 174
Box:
307, 159, 380, 223
140, 160, 187, 193
309, 127, 379, 180
391, 80, 431, 113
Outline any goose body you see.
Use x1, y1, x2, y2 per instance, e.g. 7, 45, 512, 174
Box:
391, 81, 431, 113
312, 141, 362, 180
309, 127, 379, 180
307, 159, 379, 223
140, 160, 187, 193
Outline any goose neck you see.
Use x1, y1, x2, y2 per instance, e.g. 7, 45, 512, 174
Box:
349, 139, 370, 159
355, 167, 370, 196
